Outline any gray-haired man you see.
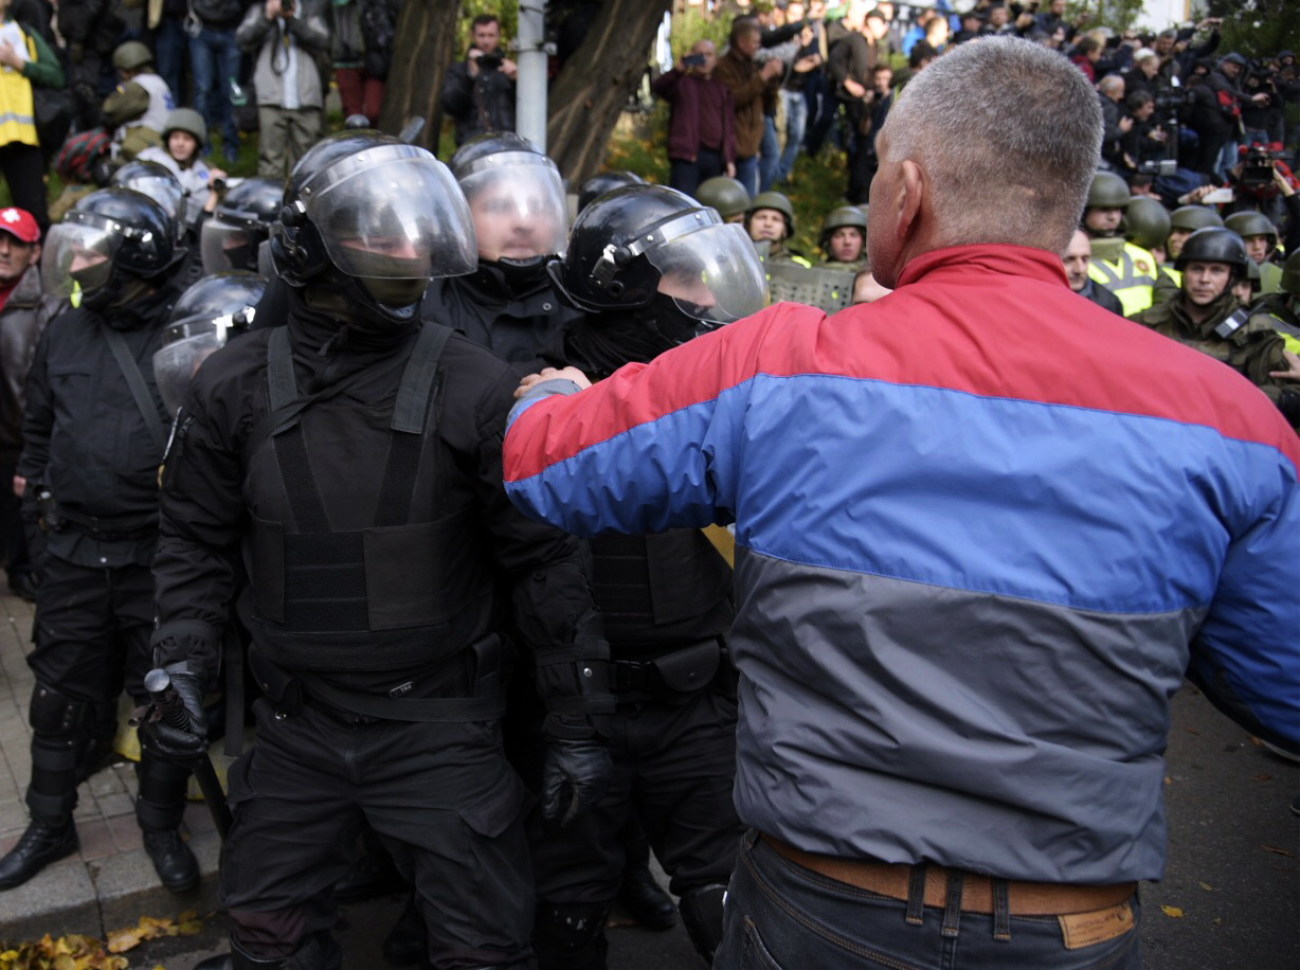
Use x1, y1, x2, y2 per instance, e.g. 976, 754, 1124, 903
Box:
502, 37, 1299, 970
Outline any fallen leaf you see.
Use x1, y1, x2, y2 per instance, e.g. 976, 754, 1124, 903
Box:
1160, 905, 1185, 918
1253, 773, 1274, 782
1261, 843, 1297, 859
1198, 881, 1214, 891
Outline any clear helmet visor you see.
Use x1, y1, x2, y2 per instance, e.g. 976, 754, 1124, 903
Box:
125, 176, 185, 236
304, 149, 477, 288
646, 222, 768, 324
458, 152, 568, 262
40, 222, 118, 299
152, 325, 226, 414
200, 217, 261, 274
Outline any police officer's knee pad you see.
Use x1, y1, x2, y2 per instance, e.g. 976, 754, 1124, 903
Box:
28, 682, 90, 737
534, 900, 610, 967
679, 883, 728, 963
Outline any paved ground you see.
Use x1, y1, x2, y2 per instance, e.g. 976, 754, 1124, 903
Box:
0, 584, 1295, 968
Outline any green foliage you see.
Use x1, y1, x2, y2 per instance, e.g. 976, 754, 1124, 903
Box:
1207, 0, 1300, 58
1070, 0, 1146, 35
459, 0, 518, 49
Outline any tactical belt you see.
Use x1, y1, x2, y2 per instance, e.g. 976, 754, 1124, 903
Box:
51, 504, 157, 540
612, 638, 724, 697
302, 674, 507, 724
762, 835, 1137, 917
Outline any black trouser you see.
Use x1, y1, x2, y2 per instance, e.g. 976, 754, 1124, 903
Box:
0, 142, 50, 235
527, 687, 743, 967
25, 555, 187, 826
221, 697, 535, 969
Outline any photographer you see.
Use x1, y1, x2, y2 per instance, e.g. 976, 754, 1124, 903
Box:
440, 13, 517, 149
236, 0, 330, 178
652, 40, 737, 198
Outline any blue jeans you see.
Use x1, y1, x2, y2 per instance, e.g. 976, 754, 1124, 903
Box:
777, 90, 807, 183
153, 15, 189, 107
758, 115, 780, 193
735, 155, 759, 198
189, 25, 241, 151
716, 831, 1143, 970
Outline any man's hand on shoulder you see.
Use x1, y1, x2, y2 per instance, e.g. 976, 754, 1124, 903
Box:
516, 366, 592, 399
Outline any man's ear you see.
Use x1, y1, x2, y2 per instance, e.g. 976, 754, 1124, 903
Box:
895, 160, 924, 242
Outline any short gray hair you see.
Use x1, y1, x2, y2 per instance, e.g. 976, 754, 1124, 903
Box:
881, 37, 1102, 253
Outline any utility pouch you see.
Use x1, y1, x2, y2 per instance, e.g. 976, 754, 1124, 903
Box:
36, 489, 64, 533
651, 639, 722, 694
248, 646, 304, 716
469, 634, 505, 698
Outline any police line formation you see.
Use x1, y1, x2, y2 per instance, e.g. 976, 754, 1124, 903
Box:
0, 33, 1295, 970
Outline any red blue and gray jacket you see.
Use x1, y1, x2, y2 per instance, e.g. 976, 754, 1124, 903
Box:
504, 244, 1300, 885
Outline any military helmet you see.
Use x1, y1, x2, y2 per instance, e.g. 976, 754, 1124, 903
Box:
578, 171, 645, 213
1125, 196, 1172, 252
1174, 227, 1249, 276
1244, 259, 1261, 283
746, 191, 796, 236
820, 205, 867, 252
696, 177, 750, 221
1223, 210, 1279, 243
1280, 249, 1300, 295
161, 108, 207, 148
1169, 205, 1223, 232
112, 41, 153, 72
1086, 171, 1131, 210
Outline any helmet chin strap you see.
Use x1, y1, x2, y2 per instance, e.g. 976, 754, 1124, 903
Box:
493, 255, 550, 289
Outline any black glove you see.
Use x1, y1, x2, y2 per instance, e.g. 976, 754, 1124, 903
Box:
541, 732, 612, 827
136, 666, 208, 765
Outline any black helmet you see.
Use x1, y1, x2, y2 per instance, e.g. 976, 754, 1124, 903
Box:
110, 160, 186, 242
41, 187, 182, 308
271, 131, 475, 324
449, 132, 567, 269
154, 272, 266, 412
578, 171, 645, 214
1174, 227, 1249, 276
201, 177, 283, 273
1125, 196, 1171, 252
550, 184, 766, 324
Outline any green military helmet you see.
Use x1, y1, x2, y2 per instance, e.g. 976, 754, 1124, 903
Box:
696, 177, 750, 221
161, 108, 207, 148
820, 205, 867, 250
746, 190, 795, 236
1174, 227, 1249, 277
112, 41, 153, 73
1282, 249, 1300, 295
1169, 205, 1223, 232
1086, 171, 1130, 210
1223, 210, 1279, 245
1125, 196, 1171, 252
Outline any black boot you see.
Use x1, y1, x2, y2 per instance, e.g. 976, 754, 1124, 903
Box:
617, 860, 677, 931
142, 828, 200, 893
381, 894, 426, 966
0, 815, 78, 890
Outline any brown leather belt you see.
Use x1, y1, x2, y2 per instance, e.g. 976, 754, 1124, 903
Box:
762, 835, 1136, 917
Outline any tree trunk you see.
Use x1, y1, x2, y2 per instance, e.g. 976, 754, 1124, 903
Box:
547, 0, 673, 184
379, 0, 463, 152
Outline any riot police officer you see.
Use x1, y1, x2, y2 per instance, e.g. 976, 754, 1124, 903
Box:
198, 177, 284, 275
421, 132, 581, 372
0, 188, 196, 894
525, 184, 768, 969
577, 170, 644, 214
1132, 227, 1299, 427
143, 131, 613, 970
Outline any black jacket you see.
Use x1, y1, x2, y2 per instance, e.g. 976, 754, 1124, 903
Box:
152, 289, 608, 714
420, 263, 582, 376
440, 48, 516, 148
18, 284, 177, 565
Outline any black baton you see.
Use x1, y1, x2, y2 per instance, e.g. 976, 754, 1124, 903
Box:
144, 668, 234, 839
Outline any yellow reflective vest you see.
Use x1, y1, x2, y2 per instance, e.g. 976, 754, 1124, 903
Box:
1088, 242, 1160, 317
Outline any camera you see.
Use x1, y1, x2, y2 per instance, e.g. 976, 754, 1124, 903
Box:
1238, 142, 1280, 188
1138, 159, 1177, 177
1153, 89, 1187, 112
683, 53, 708, 68
476, 51, 503, 72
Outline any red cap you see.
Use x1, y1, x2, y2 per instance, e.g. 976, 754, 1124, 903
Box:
0, 208, 40, 244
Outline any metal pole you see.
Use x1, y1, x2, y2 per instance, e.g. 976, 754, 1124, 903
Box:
516, 0, 550, 152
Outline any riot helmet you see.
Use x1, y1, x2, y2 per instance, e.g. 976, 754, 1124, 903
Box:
450, 132, 568, 279
1124, 196, 1171, 253
746, 191, 795, 242
110, 160, 186, 242
200, 177, 283, 273
696, 177, 749, 223
579, 171, 645, 214
551, 184, 767, 331
42, 188, 183, 309
152, 272, 266, 413
271, 131, 475, 325
1173, 227, 1249, 277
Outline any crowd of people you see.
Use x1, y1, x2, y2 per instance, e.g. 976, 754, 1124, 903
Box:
0, 5, 1294, 970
